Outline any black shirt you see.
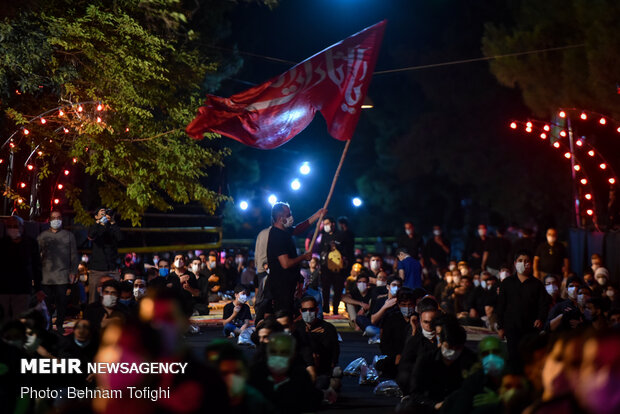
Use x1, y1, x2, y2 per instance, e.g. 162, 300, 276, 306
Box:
424, 238, 450, 267
0, 236, 42, 294
485, 236, 512, 269
293, 319, 340, 376
266, 227, 300, 297
223, 302, 252, 327
87, 222, 121, 271
380, 311, 410, 358
398, 233, 424, 259
496, 275, 549, 332
535, 242, 568, 274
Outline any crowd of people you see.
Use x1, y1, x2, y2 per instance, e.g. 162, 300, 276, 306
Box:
0, 203, 619, 414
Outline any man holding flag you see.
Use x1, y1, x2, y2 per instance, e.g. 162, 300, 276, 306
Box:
187, 21, 386, 309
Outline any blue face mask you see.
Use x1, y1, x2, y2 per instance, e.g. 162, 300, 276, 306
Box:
159, 268, 169, 277
482, 353, 505, 377
119, 298, 132, 306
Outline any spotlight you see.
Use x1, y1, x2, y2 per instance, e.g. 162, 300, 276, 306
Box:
239, 201, 249, 211
290, 179, 301, 191
268, 194, 277, 206
299, 162, 311, 175
352, 197, 363, 207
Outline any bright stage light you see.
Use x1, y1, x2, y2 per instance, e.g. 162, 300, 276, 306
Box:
300, 162, 310, 175
268, 194, 277, 206
352, 197, 362, 207
291, 179, 301, 191
239, 201, 249, 210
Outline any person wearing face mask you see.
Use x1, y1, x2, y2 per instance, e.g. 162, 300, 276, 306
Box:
424, 225, 451, 270
440, 336, 508, 414
293, 296, 340, 392
603, 285, 619, 310
403, 316, 476, 412
359, 276, 402, 338
118, 281, 138, 312
547, 277, 585, 333
58, 319, 97, 386
0, 216, 44, 323
132, 278, 147, 301
608, 308, 620, 328
222, 285, 253, 338
342, 274, 372, 328
215, 344, 273, 414
379, 288, 417, 378
86, 207, 121, 304
248, 333, 323, 414
496, 250, 549, 368
534, 228, 569, 280
583, 297, 606, 330
319, 217, 346, 315
266, 202, 325, 313
398, 221, 425, 265
84, 279, 127, 329
37, 209, 79, 334
543, 274, 561, 307
367, 254, 384, 284
465, 224, 491, 271
397, 301, 440, 393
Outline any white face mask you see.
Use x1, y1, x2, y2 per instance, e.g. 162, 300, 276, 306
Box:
480, 280, 487, 289
82, 255, 89, 263
376, 280, 386, 287
208, 261, 217, 269
357, 282, 368, 293
515, 262, 526, 275
133, 287, 146, 299
24, 334, 41, 352
473, 279, 480, 287
324, 225, 332, 233
102, 294, 117, 308
441, 344, 461, 361
174, 259, 183, 268
546, 284, 558, 296
283, 216, 294, 228
191, 264, 200, 274
370, 260, 380, 271
405, 229, 413, 236
400, 307, 414, 318
50, 219, 62, 230
389, 285, 399, 296
448, 264, 456, 271
422, 329, 435, 340
547, 236, 557, 244
499, 271, 509, 281
478, 229, 486, 237
433, 229, 441, 236
567, 286, 577, 300
238, 294, 248, 304
596, 277, 607, 286
235, 257, 244, 265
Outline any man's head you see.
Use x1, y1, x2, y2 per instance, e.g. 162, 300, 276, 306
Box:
5, 215, 23, 240
234, 285, 248, 304
133, 278, 147, 300
404, 221, 414, 236
101, 280, 120, 309
369, 255, 382, 273
322, 217, 336, 234
432, 225, 442, 236
513, 250, 532, 276
207, 252, 218, 270
376, 271, 388, 286
121, 272, 136, 283
591, 253, 602, 271
73, 319, 92, 344
356, 274, 369, 293
271, 202, 293, 228
477, 224, 487, 237
217, 346, 249, 401
396, 248, 410, 262
387, 276, 402, 297
257, 317, 284, 344
478, 336, 506, 378
49, 210, 62, 230
546, 228, 558, 245
458, 261, 470, 276
94, 208, 107, 220
173, 254, 186, 269
438, 317, 467, 362
397, 288, 416, 319
300, 296, 318, 325
119, 281, 133, 304
566, 276, 582, 300
420, 308, 440, 339
266, 333, 296, 375
337, 216, 349, 231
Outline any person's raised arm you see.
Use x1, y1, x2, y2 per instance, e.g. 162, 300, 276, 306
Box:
293, 208, 327, 236
278, 252, 312, 270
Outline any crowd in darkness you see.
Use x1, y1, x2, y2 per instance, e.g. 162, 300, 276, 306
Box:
0, 204, 619, 414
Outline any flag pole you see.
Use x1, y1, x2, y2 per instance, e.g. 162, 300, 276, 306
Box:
307, 139, 352, 253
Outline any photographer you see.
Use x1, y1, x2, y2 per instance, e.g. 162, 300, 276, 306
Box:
87, 207, 121, 303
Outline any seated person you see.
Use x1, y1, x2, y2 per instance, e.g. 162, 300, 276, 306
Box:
222, 285, 252, 338
84, 279, 128, 329
397, 299, 441, 392
58, 319, 98, 387
404, 315, 477, 412
118, 281, 138, 312
356, 275, 402, 337
253, 316, 285, 346
342, 273, 372, 328
293, 296, 340, 389
133, 277, 147, 301
247, 333, 324, 413
379, 288, 417, 378
547, 276, 584, 332
585, 297, 606, 330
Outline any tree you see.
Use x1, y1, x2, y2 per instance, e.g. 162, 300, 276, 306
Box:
482, 0, 620, 118
0, 0, 237, 225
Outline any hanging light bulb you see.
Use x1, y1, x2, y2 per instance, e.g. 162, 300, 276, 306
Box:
53, 198, 60, 205
19, 182, 26, 188
560, 130, 567, 137
553, 142, 560, 148
40, 118, 46, 124
63, 128, 69, 133
599, 117, 606, 125
96, 103, 103, 111
580, 178, 588, 185
37, 151, 43, 156
510, 122, 517, 129
77, 105, 83, 112
600, 163, 607, 170
574, 165, 581, 171
564, 152, 571, 159
72, 158, 77, 163
588, 150, 595, 157
526, 121, 533, 128
64, 170, 70, 176
585, 193, 592, 200
525, 127, 532, 133
580, 113, 587, 120
57, 184, 64, 190
27, 164, 34, 171
58, 109, 64, 117
586, 209, 593, 216
23, 129, 29, 135
96, 117, 102, 123
610, 178, 617, 185
576, 140, 583, 147
540, 133, 547, 139
559, 111, 566, 118
543, 125, 550, 131
17, 198, 23, 204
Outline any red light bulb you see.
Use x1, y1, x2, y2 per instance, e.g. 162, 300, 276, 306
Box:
510, 122, 517, 129
580, 113, 587, 120
64, 170, 69, 176
559, 111, 566, 118
57, 184, 63, 190
599, 117, 606, 125
585, 193, 592, 200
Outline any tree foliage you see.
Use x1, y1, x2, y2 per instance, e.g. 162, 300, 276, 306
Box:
482, 0, 620, 118
0, 0, 237, 225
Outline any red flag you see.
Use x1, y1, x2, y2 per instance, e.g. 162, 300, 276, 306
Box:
186, 21, 386, 149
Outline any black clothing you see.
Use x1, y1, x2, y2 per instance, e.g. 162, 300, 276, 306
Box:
319, 230, 346, 313
87, 222, 121, 271
266, 227, 301, 312
397, 331, 437, 393
293, 318, 340, 376
440, 369, 502, 414
398, 233, 425, 259
496, 275, 549, 366
380, 311, 411, 378
84, 302, 129, 328
408, 346, 477, 407
57, 334, 98, 386
485, 236, 512, 270
535, 242, 568, 275
0, 236, 42, 294
466, 236, 491, 270
223, 302, 252, 327
424, 238, 450, 268
339, 228, 355, 268
546, 299, 582, 332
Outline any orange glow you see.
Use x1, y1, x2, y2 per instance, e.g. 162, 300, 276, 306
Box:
77, 105, 83, 112
610, 178, 617, 185
72, 158, 78, 163
97, 104, 103, 111
57, 184, 64, 190
23, 129, 29, 135
58, 109, 64, 117
599, 117, 606, 125
559, 111, 566, 118
580, 178, 588, 185
63, 128, 69, 133
27, 164, 34, 171
125, 127, 129, 132
19, 182, 26, 188
96, 117, 102, 123
40, 118, 46, 124
580, 113, 587, 120
17, 198, 23, 204
37, 151, 43, 156
585, 194, 592, 200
